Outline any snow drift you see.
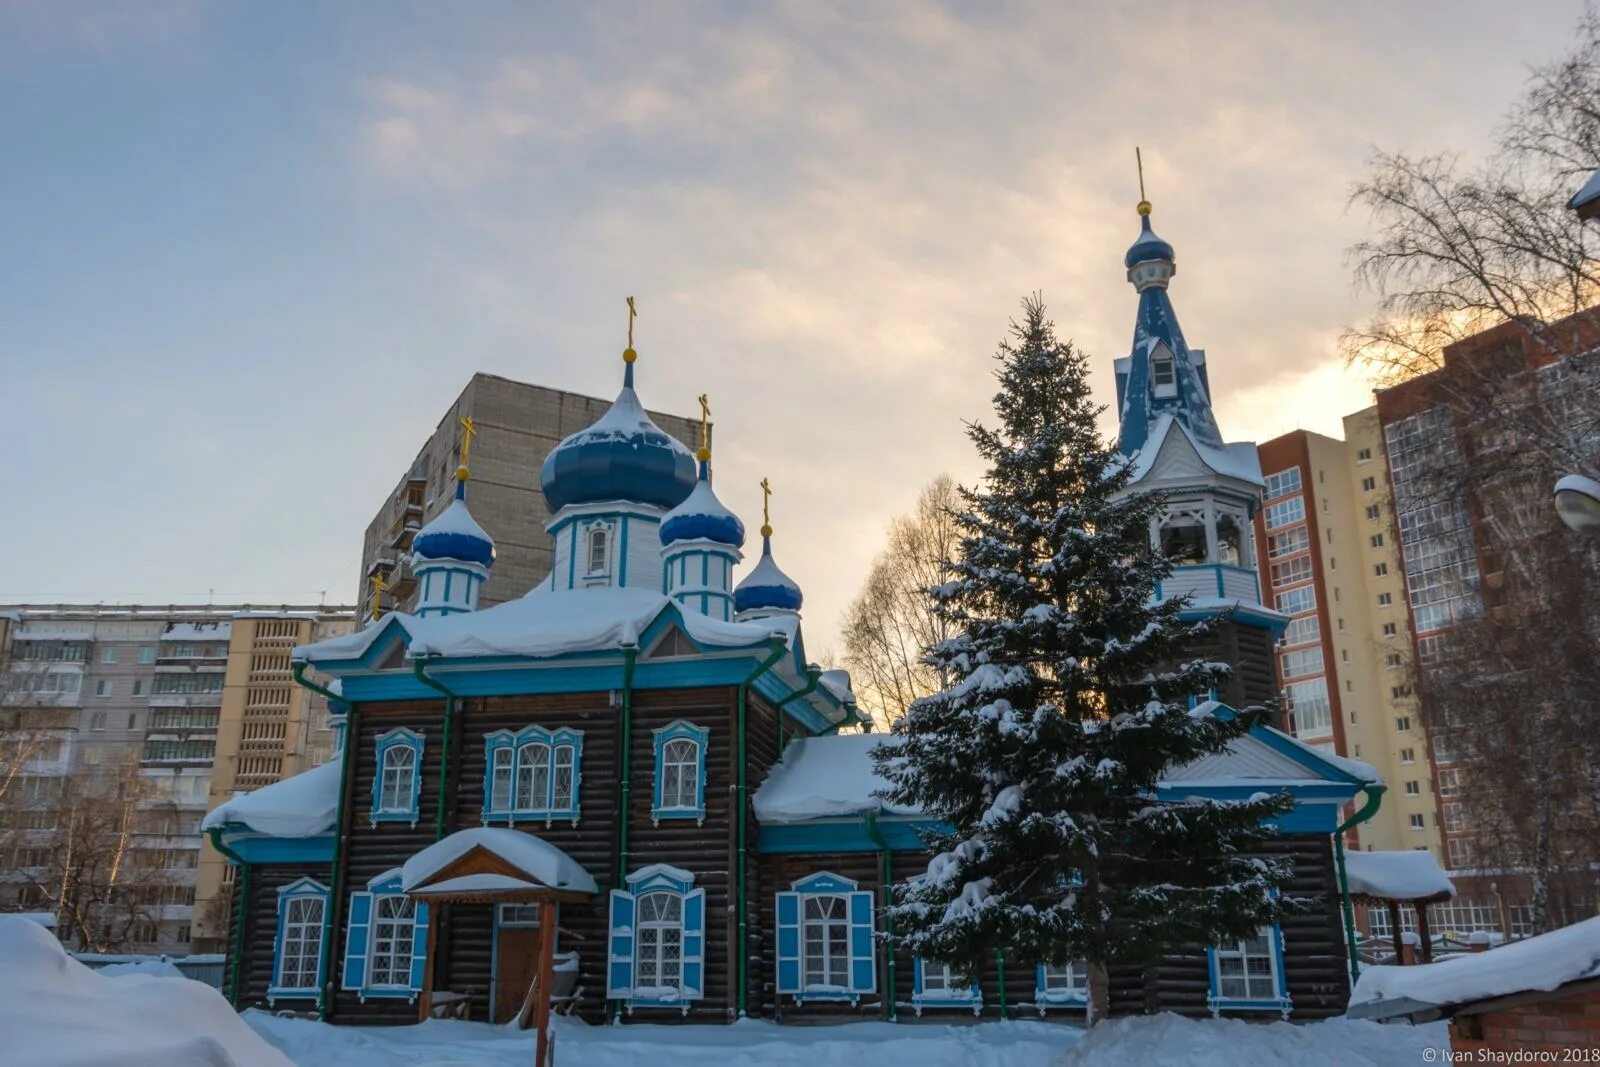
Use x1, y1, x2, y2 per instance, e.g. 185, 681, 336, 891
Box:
1056, 1012, 1445, 1067
0, 916, 292, 1067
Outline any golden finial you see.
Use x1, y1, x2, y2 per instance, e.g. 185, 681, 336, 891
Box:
760, 477, 773, 538
1136, 146, 1152, 216
456, 415, 476, 481
696, 393, 711, 462
368, 574, 388, 622
623, 296, 638, 364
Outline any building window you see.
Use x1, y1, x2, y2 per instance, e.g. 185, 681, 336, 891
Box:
1267, 525, 1309, 559
607, 865, 706, 1007
1396, 716, 1412, 731
371, 728, 424, 824
1438, 768, 1461, 797
139, 648, 156, 665
342, 873, 427, 998
270, 878, 328, 1000
1281, 615, 1320, 647
1382, 622, 1398, 637
586, 527, 610, 577
101, 648, 117, 664
1207, 928, 1290, 1015
1392, 685, 1413, 700
1264, 498, 1305, 531
1264, 468, 1302, 501
1362, 476, 1377, 492
1284, 678, 1332, 739
1377, 592, 1393, 607
651, 721, 708, 824
1409, 813, 1426, 831
1373, 563, 1388, 577
1035, 960, 1089, 1011
1365, 504, 1381, 520
912, 957, 981, 1015
1275, 585, 1316, 616
1151, 355, 1176, 395
1269, 556, 1313, 588
775, 873, 876, 1002
1400, 747, 1416, 764
89, 712, 106, 732
1404, 780, 1420, 796
1357, 447, 1372, 462
482, 727, 583, 823
1385, 652, 1403, 668
1280, 648, 1324, 680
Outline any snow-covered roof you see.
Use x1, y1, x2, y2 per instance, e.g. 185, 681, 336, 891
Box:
1128, 414, 1264, 487
200, 759, 341, 837
1351, 915, 1600, 1013
753, 734, 917, 824
734, 537, 804, 614
161, 621, 232, 642
818, 669, 856, 705
15, 912, 55, 928
400, 827, 598, 895
755, 712, 1378, 826
1344, 850, 1455, 902
411, 490, 495, 568
1570, 167, 1600, 212
295, 584, 792, 664
660, 474, 746, 548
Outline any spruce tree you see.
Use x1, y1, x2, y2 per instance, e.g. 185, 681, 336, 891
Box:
874, 296, 1294, 1024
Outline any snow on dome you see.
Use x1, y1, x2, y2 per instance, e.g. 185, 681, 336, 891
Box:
1351, 914, 1600, 1012
1343, 850, 1455, 902
401, 827, 598, 895
540, 380, 697, 513
201, 758, 341, 837
411, 484, 496, 568
0, 915, 294, 1067
734, 537, 803, 614
754, 734, 917, 824
660, 470, 746, 548
1124, 211, 1175, 269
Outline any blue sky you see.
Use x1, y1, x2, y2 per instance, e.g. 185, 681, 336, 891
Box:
0, 1, 1584, 652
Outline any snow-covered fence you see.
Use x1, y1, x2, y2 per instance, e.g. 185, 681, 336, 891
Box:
73, 951, 227, 988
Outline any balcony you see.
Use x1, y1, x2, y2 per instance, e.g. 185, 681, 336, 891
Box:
148, 692, 223, 708
1157, 563, 1262, 605
147, 708, 220, 733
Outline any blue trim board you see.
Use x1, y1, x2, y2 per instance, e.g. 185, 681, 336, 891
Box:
218, 830, 334, 864
758, 818, 938, 854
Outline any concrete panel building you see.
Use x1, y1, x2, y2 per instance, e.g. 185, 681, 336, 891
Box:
359, 373, 704, 618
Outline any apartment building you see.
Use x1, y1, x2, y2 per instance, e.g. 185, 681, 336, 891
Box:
0, 604, 355, 953
360, 373, 703, 618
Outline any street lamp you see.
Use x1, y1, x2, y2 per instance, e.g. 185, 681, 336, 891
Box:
1554, 474, 1600, 535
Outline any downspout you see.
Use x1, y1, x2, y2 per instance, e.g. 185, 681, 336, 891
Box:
773, 665, 822, 755
818, 702, 863, 736
1334, 784, 1387, 984
863, 810, 896, 1022
208, 827, 249, 1008
736, 637, 787, 1017
411, 658, 458, 842
617, 645, 639, 872
292, 662, 352, 1018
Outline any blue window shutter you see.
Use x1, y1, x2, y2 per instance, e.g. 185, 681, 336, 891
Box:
912, 957, 925, 996
607, 890, 635, 997
270, 889, 292, 990
408, 901, 430, 991
651, 732, 665, 813
848, 890, 876, 993
342, 892, 372, 990
694, 736, 707, 812
775, 892, 801, 994
682, 888, 706, 998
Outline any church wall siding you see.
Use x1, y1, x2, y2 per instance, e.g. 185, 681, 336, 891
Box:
230, 860, 329, 1013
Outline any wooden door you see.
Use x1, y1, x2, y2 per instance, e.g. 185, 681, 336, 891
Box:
495, 906, 544, 1022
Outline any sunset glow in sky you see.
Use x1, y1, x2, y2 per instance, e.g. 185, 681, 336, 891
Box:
1, 1, 1584, 652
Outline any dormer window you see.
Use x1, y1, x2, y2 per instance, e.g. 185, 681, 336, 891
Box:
1152, 354, 1177, 397
587, 527, 610, 578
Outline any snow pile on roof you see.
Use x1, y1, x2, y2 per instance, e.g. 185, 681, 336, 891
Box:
161, 621, 232, 642
1271, 725, 1382, 784
0, 915, 292, 1067
96, 959, 186, 979
296, 585, 793, 663
1351, 914, 1600, 1012
1179, 705, 1381, 786
1344, 850, 1455, 902
1059, 1012, 1444, 1067
754, 735, 918, 824
1129, 414, 1264, 486
401, 828, 598, 895
818, 669, 855, 705
201, 758, 341, 837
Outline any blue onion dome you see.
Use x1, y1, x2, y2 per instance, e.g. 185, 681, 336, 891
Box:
540, 358, 697, 513
1124, 202, 1175, 269
661, 460, 746, 548
734, 532, 803, 613
412, 471, 496, 568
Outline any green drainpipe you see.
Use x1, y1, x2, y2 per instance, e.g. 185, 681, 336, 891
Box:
996, 948, 1007, 1020
863, 811, 896, 1022
819, 702, 863, 736
292, 662, 352, 1018
736, 637, 787, 1017
773, 665, 822, 755
208, 827, 249, 1008
411, 658, 458, 842
1335, 784, 1387, 984
611, 644, 638, 1025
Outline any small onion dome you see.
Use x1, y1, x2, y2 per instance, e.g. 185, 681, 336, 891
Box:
661, 463, 746, 547
412, 475, 496, 568
1123, 205, 1175, 269
540, 369, 697, 513
734, 534, 803, 613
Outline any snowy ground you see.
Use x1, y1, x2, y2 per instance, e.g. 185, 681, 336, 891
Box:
245, 1010, 1448, 1067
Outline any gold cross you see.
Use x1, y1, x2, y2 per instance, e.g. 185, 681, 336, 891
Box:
458, 415, 476, 473
697, 393, 711, 455
626, 296, 637, 349
760, 477, 772, 535
368, 574, 388, 622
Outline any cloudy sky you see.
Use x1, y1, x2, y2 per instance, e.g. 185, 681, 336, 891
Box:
0, 1, 1583, 654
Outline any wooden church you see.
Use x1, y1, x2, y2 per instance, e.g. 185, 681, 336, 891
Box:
205, 198, 1383, 1032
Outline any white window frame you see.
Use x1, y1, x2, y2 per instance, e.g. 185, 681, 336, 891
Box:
368, 894, 416, 990
801, 894, 851, 991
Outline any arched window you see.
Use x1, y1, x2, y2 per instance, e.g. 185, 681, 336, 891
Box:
516, 742, 551, 811
636, 891, 684, 992
1217, 514, 1244, 566
587, 527, 609, 576
1161, 519, 1207, 565
489, 746, 513, 812
371, 728, 424, 822
482, 728, 584, 822
379, 747, 414, 812
651, 721, 709, 823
